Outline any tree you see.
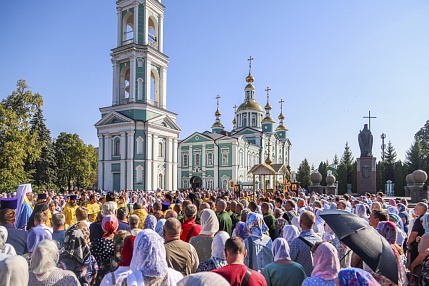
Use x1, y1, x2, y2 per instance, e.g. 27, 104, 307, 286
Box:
415, 120, 429, 163
384, 141, 397, 182
405, 139, 424, 173
393, 161, 406, 196
332, 154, 339, 165
297, 158, 311, 188
337, 142, 354, 194
0, 80, 43, 191
318, 161, 328, 186
26, 109, 57, 190
55, 132, 98, 190
376, 161, 386, 193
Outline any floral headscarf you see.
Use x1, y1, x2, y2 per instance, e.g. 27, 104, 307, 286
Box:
234, 222, 249, 240
129, 229, 168, 278
102, 214, 119, 237
155, 219, 166, 237
272, 238, 292, 262
246, 212, 269, 237
397, 203, 407, 213
282, 225, 300, 244
144, 215, 157, 231
63, 223, 91, 264
376, 221, 397, 244
387, 206, 398, 215
200, 209, 219, 236
338, 267, 380, 286
30, 239, 59, 282
311, 242, 340, 281
27, 226, 52, 252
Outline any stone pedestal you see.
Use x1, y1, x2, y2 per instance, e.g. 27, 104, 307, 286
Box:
326, 186, 337, 195
357, 157, 376, 195
309, 185, 324, 195
410, 185, 429, 203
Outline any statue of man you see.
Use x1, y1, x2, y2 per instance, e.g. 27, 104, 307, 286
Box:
358, 124, 373, 157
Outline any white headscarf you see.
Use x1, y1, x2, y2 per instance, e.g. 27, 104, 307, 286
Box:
128, 229, 168, 285
199, 209, 219, 236
15, 184, 32, 228
177, 272, 229, 286
0, 226, 16, 255
356, 204, 368, 219
291, 216, 301, 231
0, 255, 29, 286
282, 225, 300, 244
272, 238, 292, 262
211, 231, 230, 259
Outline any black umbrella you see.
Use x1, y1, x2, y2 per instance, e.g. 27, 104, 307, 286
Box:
320, 209, 398, 284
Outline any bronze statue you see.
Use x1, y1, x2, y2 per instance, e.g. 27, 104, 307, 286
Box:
358, 124, 373, 157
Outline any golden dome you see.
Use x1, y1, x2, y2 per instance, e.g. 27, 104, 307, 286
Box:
275, 125, 288, 131
264, 102, 272, 110
237, 100, 264, 112
262, 116, 275, 123
246, 73, 254, 83
232, 118, 236, 124
265, 156, 272, 165
212, 122, 224, 128
278, 112, 285, 120
215, 109, 221, 117
245, 83, 255, 90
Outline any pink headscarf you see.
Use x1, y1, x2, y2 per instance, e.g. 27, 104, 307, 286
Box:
389, 199, 397, 207
311, 242, 340, 281
102, 215, 119, 237
376, 221, 397, 244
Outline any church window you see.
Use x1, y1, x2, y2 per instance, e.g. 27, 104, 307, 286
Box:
183, 154, 188, 167
122, 12, 134, 44
222, 153, 228, 166
243, 114, 247, 127
207, 180, 213, 190
183, 180, 188, 188
158, 174, 163, 189
148, 16, 158, 48
222, 180, 228, 190
113, 138, 120, 156
207, 153, 213, 166
136, 136, 144, 155
150, 68, 160, 107
195, 153, 200, 167
137, 78, 143, 101
239, 150, 244, 167
252, 114, 257, 127
158, 142, 163, 157
136, 165, 143, 183
119, 66, 130, 103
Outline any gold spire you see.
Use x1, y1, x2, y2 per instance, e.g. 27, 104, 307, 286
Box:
245, 56, 254, 83
265, 141, 272, 165
264, 87, 272, 110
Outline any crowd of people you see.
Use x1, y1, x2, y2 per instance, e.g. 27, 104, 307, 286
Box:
0, 183, 427, 286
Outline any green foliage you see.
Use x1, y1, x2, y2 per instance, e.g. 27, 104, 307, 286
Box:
337, 142, 354, 194
393, 161, 406, 196
0, 80, 43, 191
55, 132, 98, 190
297, 158, 311, 188
318, 161, 328, 186
384, 141, 397, 182
376, 161, 386, 193
405, 138, 425, 173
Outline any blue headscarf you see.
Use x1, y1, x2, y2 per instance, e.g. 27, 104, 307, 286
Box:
423, 213, 429, 234
27, 226, 52, 252
144, 215, 157, 231
246, 212, 268, 237
155, 219, 166, 237
338, 267, 380, 286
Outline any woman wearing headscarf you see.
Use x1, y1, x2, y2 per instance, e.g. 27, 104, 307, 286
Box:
177, 272, 229, 286
388, 213, 407, 247
127, 229, 183, 286
143, 215, 157, 231
100, 236, 136, 286
91, 215, 118, 286
196, 231, 229, 272
155, 219, 166, 237
232, 209, 250, 240
0, 255, 29, 286
282, 225, 300, 244
291, 216, 301, 231
313, 209, 325, 235
337, 268, 380, 286
24, 222, 53, 266
190, 209, 219, 262
244, 212, 273, 272
356, 204, 369, 222
0, 226, 16, 255
28, 239, 79, 286
302, 242, 340, 286
372, 221, 406, 285
262, 238, 306, 286
58, 222, 98, 286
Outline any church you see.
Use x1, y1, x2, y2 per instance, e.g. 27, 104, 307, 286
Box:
178, 59, 292, 191
95, 0, 291, 191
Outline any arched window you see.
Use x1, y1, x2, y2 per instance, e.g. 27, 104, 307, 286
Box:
158, 174, 163, 189
119, 66, 130, 103
150, 68, 160, 106
122, 12, 134, 44
113, 138, 120, 156
195, 153, 200, 167
148, 16, 158, 48
136, 136, 143, 155
183, 180, 188, 188
222, 180, 228, 190
136, 165, 143, 183
158, 142, 163, 157
183, 154, 188, 167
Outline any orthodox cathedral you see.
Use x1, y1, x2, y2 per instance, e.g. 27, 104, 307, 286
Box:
178, 60, 291, 190
95, 0, 291, 191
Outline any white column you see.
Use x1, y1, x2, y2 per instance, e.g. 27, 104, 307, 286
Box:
133, 3, 139, 43
159, 15, 164, 52
202, 144, 206, 169
152, 135, 159, 190
120, 160, 126, 190
146, 60, 152, 102
120, 132, 126, 160
214, 144, 219, 189
188, 146, 193, 172
173, 139, 178, 190
117, 7, 122, 46
98, 135, 104, 189
129, 56, 136, 102
146, 133, 153, 191
104, 162, 111, 190
160, 67, 167, 109
127, 131, 135, 190
143, 12, 148, 45
165, 138, 172, 190
104, 134, 111, 160
112, 60, 119, 105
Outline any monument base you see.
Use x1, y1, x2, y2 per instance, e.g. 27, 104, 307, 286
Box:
326, 186, 337, 195
409, 185, 429, 203
357, 157, 377, 195
309, 185, 324, 195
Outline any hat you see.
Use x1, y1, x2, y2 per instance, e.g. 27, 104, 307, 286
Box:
0, 198, 18, 209
37, 193, 47, 200
69, 195, 77, 200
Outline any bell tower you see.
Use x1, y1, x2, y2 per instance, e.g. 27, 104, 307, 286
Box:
96, 0, 180, 192
112, 0, 167, 109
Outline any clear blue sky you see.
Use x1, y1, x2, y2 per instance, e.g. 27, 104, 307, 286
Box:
1, 1, 429, 171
